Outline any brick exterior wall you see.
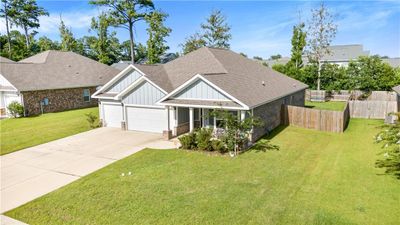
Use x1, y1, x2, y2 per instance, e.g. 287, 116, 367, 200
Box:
251, 90, 305, 142
22, 87, 98, 116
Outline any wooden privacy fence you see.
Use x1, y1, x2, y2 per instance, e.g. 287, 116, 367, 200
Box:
349, 100, 397, 119
282, 103, 350, 133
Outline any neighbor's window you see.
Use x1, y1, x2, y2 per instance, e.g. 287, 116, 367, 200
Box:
83, 89, 90, 102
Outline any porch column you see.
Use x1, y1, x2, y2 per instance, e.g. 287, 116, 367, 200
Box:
240, 110, 246, 121
166, 107, 170, 131
163, 107, 173, 140
189, 107, 194, 132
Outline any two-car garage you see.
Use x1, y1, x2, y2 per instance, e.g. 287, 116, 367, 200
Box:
102, 103, 167, 133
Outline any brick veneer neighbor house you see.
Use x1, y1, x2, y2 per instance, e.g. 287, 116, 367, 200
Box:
0, 51, 119, 116
93, 47, 308, 142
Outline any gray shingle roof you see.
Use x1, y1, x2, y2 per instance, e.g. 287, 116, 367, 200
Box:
0, 51, 120, 91
126, 47, 307, 108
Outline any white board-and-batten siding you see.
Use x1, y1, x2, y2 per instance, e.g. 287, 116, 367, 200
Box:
174, 79, 229, 100
122, 81, 166, 106
106, 70, 142, 93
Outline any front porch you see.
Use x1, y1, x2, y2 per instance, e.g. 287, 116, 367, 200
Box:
163, 106, 249, 140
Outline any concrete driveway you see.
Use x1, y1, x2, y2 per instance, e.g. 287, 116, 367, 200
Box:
1, 128, 177, 213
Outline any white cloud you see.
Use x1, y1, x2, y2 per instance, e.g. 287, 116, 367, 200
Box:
0, 8, 100, 37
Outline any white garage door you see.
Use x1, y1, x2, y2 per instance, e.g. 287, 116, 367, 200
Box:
103, 104, 123, 128
127, 107, 167, 133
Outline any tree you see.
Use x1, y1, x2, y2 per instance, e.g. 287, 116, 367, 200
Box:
239, 52, 247, 58
120, 40, 147, 62
89, 0, 154, 64
83, 13, 121, 65
375, 116, 400, 179
201, 10, 231, 49
36, 36, 60, 52
347, 56, 398, 91
180, 33, 206, 55
0, 0, 15, 57
210, 110, 263, 156
0, 30, 31, 61
269, 54, 282, 60
287, 22, 306, 69
12, 0, 48, 48
145, 10, 171, 64
253, 56, 263, 60
306, 2, 337, 90
59, 18, 83, 54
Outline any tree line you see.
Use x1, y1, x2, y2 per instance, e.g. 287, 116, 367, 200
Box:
270, 3, 399, 92
0, 0, 232, 65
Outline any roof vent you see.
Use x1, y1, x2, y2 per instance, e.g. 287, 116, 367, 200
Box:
262, 81, 266, 86
293, 83, 297, 87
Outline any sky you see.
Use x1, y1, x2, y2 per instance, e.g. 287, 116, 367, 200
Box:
2, 0, 400, 58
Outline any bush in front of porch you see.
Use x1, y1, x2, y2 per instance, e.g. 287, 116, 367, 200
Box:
178, 109, 264, 155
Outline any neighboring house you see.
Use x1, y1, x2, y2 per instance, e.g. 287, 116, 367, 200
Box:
260, 44, 399, 68
0, 56, 19, 118
93, 47, 308, 141
111, 53, 179, 70
0, 51, 119, 117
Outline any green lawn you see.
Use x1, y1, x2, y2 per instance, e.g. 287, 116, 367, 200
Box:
0, 107, 98, 155
305, 100, 347, 111
6, 119, 399, 225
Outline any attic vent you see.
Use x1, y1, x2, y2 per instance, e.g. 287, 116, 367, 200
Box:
68, 65, 71, 67
262, 81, 265, 86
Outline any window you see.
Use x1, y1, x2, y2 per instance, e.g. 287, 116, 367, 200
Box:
42, 98, 49, 106
83, 89, 90, 102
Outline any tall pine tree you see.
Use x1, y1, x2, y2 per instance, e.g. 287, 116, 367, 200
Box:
201, 10, 231, 49
145, 11, 171, 64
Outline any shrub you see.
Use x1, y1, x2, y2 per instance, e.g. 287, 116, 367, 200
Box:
195, 128, 213, 150
211, 139, 226, 153
85, 112, 101, 128
178, 132, 196, 150
7, 101, 24, 118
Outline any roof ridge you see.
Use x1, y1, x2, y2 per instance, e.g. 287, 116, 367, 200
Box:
204, 47, 229, 74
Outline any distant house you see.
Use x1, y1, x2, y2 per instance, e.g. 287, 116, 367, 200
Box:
261, 44, 399, 68
0, 51, 119, 117
93, 47, 308, 141
111, 53, 179, 71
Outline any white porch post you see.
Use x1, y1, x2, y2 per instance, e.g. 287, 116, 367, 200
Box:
240, 110, 246, 121
166, 107, 170, 131
189, 107, 194, 132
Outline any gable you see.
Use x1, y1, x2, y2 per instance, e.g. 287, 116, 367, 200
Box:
105, 70, 142, 93
122, 81, 166, 106
0, 74, 17, 90
174, 79, 229, 100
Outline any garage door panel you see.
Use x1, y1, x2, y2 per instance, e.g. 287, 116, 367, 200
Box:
127, 107, 166, 133
103, 104, 122, 128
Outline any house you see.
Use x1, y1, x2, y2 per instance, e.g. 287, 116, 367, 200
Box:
111, 53, 179, 70
92, 47, 308, 141
0, 51, 119, 117
261, 44, 399, 68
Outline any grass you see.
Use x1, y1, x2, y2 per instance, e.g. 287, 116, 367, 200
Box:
305, 100, 347, 111
6, 119, 400, 225
0, 107, 98, 155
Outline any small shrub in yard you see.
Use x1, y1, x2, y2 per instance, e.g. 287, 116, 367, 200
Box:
196, 128, 213, 150
85, 112, 101, 128
178, 132, 196, 150
7, 101, 24, 118
211, 139, 226, 153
